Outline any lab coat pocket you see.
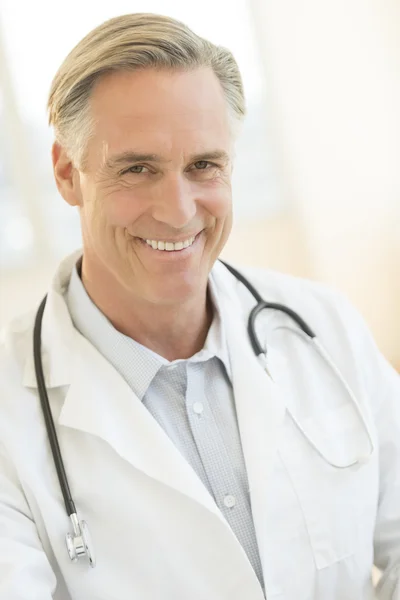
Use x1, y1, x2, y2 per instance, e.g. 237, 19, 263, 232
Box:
279, 402, 377, 570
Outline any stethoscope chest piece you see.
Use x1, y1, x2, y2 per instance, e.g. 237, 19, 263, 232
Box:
66, 514, 96, 568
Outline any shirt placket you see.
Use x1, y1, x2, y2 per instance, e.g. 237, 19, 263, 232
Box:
185, 360, 264, 590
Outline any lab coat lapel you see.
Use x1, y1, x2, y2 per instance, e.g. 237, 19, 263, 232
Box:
58, 333, 222, 518
213, 263, 287, 567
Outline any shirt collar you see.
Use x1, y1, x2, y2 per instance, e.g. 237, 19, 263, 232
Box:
65, 261, 232, 400
195, 274, 232, 379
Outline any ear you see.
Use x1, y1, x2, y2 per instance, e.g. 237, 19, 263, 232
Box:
52, 142, 82, 207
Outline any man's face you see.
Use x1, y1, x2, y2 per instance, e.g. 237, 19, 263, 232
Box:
70, 67, 234, 305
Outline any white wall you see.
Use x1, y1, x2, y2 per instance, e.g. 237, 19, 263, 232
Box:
248, 0, 400, 366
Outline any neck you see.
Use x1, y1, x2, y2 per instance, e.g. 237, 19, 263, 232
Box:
79, 258, 213, 361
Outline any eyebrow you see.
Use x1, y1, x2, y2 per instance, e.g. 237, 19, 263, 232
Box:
104, 150, 230, 170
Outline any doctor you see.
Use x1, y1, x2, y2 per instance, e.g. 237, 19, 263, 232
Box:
0, 12, 399, 600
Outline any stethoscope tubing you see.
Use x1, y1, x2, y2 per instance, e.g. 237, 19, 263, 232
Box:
219, 261, 316, 354
33, 294, 76, 517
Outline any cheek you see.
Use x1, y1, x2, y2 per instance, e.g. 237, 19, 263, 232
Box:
200, 185, 232, 219
99, 189, 145, 228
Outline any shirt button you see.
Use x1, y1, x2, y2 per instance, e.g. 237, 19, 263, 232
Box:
223, 494, 236, 508
193, 402, 204, 415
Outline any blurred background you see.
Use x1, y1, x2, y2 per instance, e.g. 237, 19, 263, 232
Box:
0, 0, 399, 369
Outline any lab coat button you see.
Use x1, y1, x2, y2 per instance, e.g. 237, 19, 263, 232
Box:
193, 402, 204, 414
223, 494, 236, 508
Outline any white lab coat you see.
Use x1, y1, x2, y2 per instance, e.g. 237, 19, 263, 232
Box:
0, 250, 399, 600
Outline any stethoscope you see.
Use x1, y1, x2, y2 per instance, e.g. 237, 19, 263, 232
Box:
33, 260, 375, 569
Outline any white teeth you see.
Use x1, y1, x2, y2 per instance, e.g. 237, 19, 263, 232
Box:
145, 235, 197, 251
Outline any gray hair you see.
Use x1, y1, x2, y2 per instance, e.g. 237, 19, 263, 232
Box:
48, 13, 246, 168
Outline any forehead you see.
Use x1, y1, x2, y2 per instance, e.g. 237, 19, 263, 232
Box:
89, 68, 232, 158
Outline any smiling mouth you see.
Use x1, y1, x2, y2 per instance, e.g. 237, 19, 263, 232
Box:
143, 235, 196, 251
136, 231, 202, 252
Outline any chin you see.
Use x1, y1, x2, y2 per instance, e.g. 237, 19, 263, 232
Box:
147, 271, 205, 306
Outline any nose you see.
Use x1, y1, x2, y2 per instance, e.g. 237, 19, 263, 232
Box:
151, 173, 197, 229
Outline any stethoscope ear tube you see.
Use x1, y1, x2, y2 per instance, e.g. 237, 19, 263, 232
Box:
248, 303, 267, 356
220, 260, 317, 354
248, 301, 316, 356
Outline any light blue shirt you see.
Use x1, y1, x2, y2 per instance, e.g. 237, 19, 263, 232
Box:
65, 260, 264, 590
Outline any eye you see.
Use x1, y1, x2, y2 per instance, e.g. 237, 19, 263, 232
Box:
193, 161, 211, 170
122, 165, 150, 175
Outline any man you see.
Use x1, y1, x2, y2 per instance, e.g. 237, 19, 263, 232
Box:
0, 13, 399, 600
